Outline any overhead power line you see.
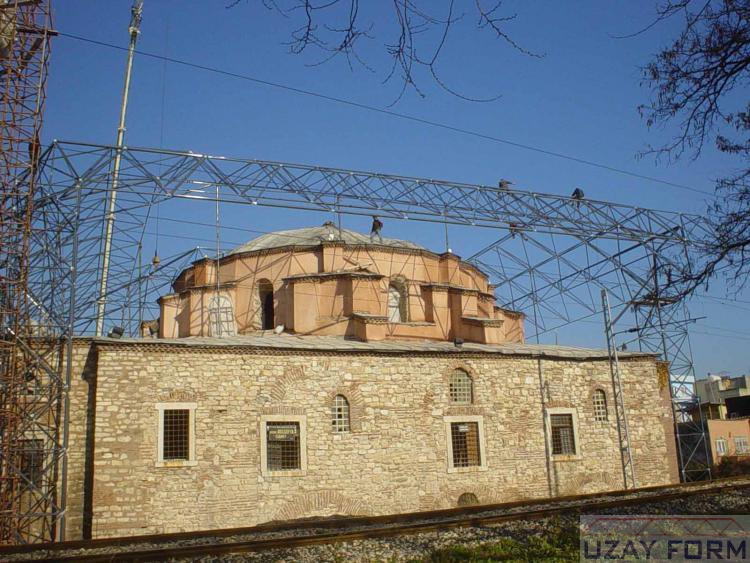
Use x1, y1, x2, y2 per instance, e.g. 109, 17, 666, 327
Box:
57, 31, 715, 198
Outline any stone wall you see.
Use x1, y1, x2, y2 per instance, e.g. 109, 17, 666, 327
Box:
63, 342, 678, 539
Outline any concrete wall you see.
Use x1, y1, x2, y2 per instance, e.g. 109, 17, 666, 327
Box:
62, 342, 678, 539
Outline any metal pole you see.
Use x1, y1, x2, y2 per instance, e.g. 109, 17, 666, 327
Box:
602, 289, 636, 489
443, 208, 450, 253
651, 253, 686, 481
336, 195, 342, 238
95, 0, 143, 336
537, 359, 556, 497
215, 183, 221, 336
57, 179, 82, 541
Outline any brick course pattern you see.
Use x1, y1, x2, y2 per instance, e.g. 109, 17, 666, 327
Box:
62, 342, 678, 539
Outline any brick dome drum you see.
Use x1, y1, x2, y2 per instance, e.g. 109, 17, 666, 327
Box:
157, 222, 525, 343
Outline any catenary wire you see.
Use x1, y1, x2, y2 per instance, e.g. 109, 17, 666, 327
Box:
57, 31, 716, 198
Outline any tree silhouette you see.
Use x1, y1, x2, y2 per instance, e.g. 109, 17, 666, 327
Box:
640, 0, 750, 296
228, 0, 540, 104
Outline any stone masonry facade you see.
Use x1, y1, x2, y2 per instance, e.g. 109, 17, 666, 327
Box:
61, 340, 679, 540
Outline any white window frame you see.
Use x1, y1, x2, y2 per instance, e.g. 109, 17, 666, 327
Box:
331, 394, 351, 433
734, 436, 749, 455
716, 438, 727, 456
260, 414, 307, 477
592, 389, 608, 422
546, 407, 581, 461
387, 285, 402, 323
444, 415, 488, 473
449, 370, 474, 405
156, 402, 197, 467
208, 294, 237, 337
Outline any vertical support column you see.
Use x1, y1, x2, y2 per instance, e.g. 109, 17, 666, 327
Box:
602, 289, 637, 489
536, 359, 556, 497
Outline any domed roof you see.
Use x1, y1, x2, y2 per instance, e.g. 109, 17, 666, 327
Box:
228, 222, 425, 256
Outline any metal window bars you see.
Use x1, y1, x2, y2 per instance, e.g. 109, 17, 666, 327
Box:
449, 370, 473, 405
331, 395, 350, 433
266, 422, 300, 471
451, 422, 481, 468
162, 409, 190, 461
550, 414, 576, 455
593, 389, 608, 421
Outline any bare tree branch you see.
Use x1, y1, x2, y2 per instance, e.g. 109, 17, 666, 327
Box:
229, 0, 540, 102
640, 0, 750, 299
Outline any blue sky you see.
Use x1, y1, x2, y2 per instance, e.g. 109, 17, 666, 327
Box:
46, 1, 749, 377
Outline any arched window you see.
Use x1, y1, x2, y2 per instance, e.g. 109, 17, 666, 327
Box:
208, 295, 236, 337
258, 280, 274, 330
387, 279, 408, 323
449, 369, 473, 405
593, 389, 608, 421
331, 394, 350, 433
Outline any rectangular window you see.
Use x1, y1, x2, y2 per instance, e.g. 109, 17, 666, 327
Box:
163, 409, 190, 460
20, 439, 44, 489
156, 402, 196, 466
716, 438, 727, 456
450, 422, 481, 468
734, 436, 749, 455
266, 422, 301, 471
551, 414, 576, 455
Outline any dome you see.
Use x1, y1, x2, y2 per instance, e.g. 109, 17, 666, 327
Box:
227, 222, 425, 256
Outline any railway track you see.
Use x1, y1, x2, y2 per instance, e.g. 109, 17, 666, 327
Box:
3, 476, 750, 561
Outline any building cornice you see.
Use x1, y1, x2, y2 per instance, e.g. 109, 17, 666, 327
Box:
89, 337, 656, 362
283, 270, 384, 284
462, 316, 505, 328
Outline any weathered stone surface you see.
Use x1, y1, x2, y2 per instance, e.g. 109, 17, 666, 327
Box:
61, 341, 678, 540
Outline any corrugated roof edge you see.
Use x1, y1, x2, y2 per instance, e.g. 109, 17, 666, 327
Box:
89, 334, 657, 361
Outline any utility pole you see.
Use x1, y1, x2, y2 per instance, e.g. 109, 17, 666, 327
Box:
95, 0, 143, 336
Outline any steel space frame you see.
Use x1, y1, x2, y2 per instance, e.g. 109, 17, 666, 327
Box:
0, 0, 57, 545
31, 140, 713, 490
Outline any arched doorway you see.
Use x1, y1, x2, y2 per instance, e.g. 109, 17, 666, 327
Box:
258, 280, 274, 330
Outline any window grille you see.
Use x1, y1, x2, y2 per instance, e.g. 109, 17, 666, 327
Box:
267, 422, 301, 470
450, 422, 481, 467
20, 439, 44, 489
449, 370, 473, 404
163, 409, 190, 460
734, 436, 749, 455
593, 390, 608, 421
550, 414, 576, 455
208, 295, 237, 337
716, 438, 727, 456
331, 394, 350, 433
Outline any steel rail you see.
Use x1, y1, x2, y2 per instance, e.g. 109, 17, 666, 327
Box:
2, 476, 748, 561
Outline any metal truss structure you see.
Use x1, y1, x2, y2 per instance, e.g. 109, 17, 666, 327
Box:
28, 140, 713, 498
0, 0, 57, 545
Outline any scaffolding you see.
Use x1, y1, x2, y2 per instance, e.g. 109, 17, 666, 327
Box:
0, 0, 57, 544
28, 140, 712, 492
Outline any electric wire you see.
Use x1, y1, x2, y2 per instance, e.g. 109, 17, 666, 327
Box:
56, 31, 716, 198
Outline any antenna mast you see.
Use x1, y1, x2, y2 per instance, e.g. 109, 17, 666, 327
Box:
95, 0, 143, 336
